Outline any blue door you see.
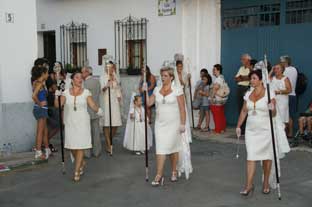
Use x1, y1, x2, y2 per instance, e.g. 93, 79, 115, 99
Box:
221, 0, 312, 126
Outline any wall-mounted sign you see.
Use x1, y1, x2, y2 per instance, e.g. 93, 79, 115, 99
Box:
158, 0, 176, 16
5, 13, 14, 23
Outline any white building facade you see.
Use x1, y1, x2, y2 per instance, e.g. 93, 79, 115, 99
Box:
0, 0, 221, 152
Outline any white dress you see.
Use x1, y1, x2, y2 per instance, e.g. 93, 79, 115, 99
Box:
154, 86, 183, 154
245, 89, 275, 161
63, 89, 92, 150
123, 106, 153, 151
271, 76, 289, 123
99, 75, 122, 127
244, 89, 290, 161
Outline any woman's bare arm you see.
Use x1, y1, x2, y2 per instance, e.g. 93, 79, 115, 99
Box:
236, 101, 248, 128
177, 95, 186, 125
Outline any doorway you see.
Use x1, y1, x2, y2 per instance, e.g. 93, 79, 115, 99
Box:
43, 31, 56, 65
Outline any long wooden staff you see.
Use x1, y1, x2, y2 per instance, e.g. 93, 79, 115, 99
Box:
107, 64, 113, 156
186, 58, 195, 128
143, 64, 149, 181
263, 54, 282, 200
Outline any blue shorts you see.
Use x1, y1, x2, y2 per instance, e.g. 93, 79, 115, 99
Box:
33, 106, 48, 120
289, 95, 297, 118
200, 106, 210, 112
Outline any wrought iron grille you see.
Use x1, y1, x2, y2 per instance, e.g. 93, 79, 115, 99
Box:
114, 15, 148, 74
286, 0, 312, 24
60, 21, 88, 72
222, 2, 280, 30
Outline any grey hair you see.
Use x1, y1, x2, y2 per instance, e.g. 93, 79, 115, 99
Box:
82, 66, 93, 74
241, 53, 252, 60
280, 55, 291, 65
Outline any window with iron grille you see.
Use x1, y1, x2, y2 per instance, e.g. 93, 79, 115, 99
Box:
286, 0, 312, 24
60, 21, 88, 72
222, 3, 280, 30
115, 16, 148, 75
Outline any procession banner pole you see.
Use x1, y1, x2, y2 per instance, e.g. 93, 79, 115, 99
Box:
186, 58, 195, 128
263, 54, 282, 200
107, 63, 113, 156
53, 63, 65, 174
143, 63, 149, 181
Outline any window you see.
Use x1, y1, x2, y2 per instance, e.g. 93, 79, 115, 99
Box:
60, 22, 88, 72
115, 16, 148, 74
222, 3, 280, 30
286, 0, 312, 24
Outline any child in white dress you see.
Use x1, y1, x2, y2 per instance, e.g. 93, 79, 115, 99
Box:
123, 94, 153, 155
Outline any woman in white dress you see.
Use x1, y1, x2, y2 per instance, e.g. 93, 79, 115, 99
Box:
175, 60, 192, 143
55, 72, 103, 182
145, 66, 187, 186
270, 64, 292, 124
236, 69, 290, 195
99, 62, 122, 153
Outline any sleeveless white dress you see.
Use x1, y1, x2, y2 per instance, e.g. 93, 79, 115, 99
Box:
63, 89, 92, 149
271, 76, 289, 123
154, 86, 183, 154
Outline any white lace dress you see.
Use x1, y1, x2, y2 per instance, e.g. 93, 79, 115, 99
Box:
99, 75, 122, 127
123, 106, 153, 151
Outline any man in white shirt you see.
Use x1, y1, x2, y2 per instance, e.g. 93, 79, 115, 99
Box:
280, 55, 298, 138
234, 54, 252, 134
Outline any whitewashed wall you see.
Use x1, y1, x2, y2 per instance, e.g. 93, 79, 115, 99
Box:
182, 0, 221, 84
0, 0, 38, 151
36, 0, 183, 76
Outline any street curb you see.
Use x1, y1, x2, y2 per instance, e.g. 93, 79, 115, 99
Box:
0, 159, 48, 175
193, 132, 312, 153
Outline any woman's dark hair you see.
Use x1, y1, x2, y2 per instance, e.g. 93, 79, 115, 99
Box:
202, 73, 212, 86
213, 64, 223, 74
249, 69, 262, 80
200, 68, 208, 74
145, 65, 152, 81
70, 71, 81, 80
34, 58, 49, 67
133, 95, 141, 103
250, 59, 258, 68
176, 60, 183, 66
31, 66, 48, 81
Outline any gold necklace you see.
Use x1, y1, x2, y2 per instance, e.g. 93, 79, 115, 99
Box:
252, 88, 264, 115
72, 88, 81, 111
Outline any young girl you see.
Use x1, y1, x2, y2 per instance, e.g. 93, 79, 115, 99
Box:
123, 94, 153, 155
31, 65, 51, 160
197, 73, 212, 132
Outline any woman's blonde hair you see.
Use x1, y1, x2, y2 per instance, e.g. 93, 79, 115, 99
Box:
160, 67, 175, 81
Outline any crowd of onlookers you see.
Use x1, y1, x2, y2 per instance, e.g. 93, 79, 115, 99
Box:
191, 53, 311, 146
30, 54, 311, 161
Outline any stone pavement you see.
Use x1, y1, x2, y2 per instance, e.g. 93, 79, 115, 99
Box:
0, 128, 311, 207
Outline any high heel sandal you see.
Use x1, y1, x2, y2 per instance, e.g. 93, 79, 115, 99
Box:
80, 161, 86, 176
170, 171, 178, 182
262, 188, 270, 194
240, 185, 255, 196
73, 171, 81, 182
151, 175, 164, 187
